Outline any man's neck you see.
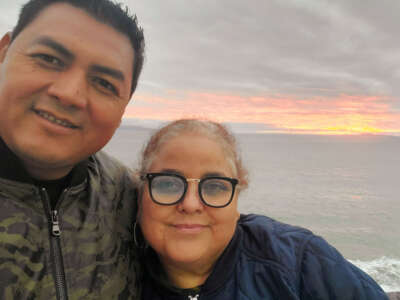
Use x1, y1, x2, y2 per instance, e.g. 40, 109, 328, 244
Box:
20, 158, 73, 181
0, 136, 87, 185
0, 135, 74, 180
0, 136, 33, 183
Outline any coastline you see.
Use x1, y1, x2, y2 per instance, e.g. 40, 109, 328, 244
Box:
388, 292, 400, 300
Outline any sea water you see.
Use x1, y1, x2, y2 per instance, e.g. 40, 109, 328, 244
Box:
104, 125, 400, 292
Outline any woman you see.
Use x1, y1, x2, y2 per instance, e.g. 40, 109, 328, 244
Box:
134, 119, 388, 300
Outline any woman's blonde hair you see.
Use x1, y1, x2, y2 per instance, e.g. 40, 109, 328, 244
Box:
137, 118, 248, 190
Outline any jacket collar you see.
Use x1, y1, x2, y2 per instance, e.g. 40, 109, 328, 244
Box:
201, 223, 241, 293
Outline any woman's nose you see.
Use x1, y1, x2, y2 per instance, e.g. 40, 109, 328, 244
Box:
176, 181, 204, 214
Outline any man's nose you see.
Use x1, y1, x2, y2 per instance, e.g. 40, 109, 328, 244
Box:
47, 68, 88, 109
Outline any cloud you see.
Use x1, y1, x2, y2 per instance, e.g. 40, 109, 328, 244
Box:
129, 0, 400, 100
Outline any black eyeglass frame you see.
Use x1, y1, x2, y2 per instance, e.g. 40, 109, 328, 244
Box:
141, 172, 239, 208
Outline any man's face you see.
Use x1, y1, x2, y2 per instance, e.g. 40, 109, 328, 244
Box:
0, 3, 134, 179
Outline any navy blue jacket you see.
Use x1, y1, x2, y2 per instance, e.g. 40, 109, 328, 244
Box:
142, 214, 388, 299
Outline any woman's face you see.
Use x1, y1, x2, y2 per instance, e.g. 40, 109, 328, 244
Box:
139, 132, 240, 270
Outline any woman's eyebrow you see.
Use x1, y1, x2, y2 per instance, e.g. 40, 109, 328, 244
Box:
160, 169, 182, 175
203, 172, 226, 177
158, 170, 227, 177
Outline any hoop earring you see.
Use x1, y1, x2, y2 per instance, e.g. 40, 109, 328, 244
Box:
133, 221, 148, 249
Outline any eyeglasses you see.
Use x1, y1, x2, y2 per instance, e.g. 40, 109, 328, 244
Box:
141, 173, 239, 208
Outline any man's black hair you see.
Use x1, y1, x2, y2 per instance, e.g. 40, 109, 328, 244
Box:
11, 0, 145, 96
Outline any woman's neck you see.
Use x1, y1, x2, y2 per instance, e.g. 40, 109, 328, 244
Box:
161, 258, 215, 289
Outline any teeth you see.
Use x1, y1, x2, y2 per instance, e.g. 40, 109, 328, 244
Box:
35, 110, 77, 129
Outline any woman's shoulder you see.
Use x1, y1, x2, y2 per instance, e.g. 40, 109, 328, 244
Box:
237, 214, 388, 299
238, 214, 314, 252
238, 213, 312, 236
237, 214, 317, 271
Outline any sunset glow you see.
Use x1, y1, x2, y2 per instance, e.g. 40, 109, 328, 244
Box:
125, 92, 400, 135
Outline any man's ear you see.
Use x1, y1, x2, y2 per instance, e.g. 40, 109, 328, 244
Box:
0, 32, 12, 63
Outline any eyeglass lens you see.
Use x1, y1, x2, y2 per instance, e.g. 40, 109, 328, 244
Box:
151, 175, 185, 204
150, 175, 233, 206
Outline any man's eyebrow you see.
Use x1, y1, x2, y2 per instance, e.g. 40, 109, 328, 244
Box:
90, 65, 125, 82
33, 36, 74, 60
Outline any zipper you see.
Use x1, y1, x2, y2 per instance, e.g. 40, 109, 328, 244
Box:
40, 187, 69, 300
52, 210, 61, 236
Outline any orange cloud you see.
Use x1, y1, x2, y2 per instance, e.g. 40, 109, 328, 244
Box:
125, 92, 400, 135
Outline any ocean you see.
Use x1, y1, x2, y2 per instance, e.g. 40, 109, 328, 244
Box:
104, 125, 400, 292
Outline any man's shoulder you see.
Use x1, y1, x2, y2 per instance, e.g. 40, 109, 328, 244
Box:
88, 151, 133, 181
85, 152, 138, 224
85, 151, 138, 198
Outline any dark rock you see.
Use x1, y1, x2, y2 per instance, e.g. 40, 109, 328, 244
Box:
387, 292, 400, 300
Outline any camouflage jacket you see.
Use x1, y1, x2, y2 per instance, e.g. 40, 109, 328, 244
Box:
0, 151, 140, 300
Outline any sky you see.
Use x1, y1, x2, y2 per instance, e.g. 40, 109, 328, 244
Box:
1, 0, 399, 135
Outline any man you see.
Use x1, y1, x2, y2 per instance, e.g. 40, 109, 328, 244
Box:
0, 0, 145, 299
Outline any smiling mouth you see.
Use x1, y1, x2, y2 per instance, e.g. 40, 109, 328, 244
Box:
174, 224, 206, 229
33, 109, 79, 129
